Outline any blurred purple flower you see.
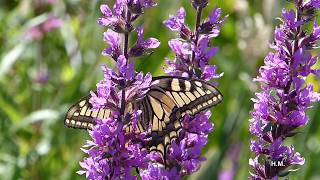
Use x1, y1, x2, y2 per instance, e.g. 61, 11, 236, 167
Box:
218, 170, 234, 180
249, 1, 320, 179
26, 15, 62, 41
34, 68, 50, 84
218, 143, 241, 180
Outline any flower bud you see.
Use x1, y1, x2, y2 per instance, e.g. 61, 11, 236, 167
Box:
110, 20, 133, 33
128, 0, 144, 14
129, 45, 144, 57
180, 25, 192, 41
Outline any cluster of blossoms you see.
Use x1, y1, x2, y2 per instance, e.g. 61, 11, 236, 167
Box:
159, 0, 226, 178
249, 0, 320, 179
164, 3, 226, 81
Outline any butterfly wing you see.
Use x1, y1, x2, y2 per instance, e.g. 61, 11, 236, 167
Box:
64, 93, 111, 130
140, 76, 223, 161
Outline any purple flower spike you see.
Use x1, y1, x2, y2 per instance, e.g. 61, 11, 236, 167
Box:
78, 1, 160, 179
162, 3, 225, 178
165, 6, 226, 81
249, 1, 320, 179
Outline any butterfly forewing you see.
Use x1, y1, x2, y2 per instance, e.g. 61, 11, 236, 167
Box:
151, 77, 223, 118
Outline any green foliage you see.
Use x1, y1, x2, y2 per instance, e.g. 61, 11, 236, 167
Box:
0, 0, 319, 179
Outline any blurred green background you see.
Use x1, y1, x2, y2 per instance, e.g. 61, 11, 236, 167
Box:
0, 0, 319, 179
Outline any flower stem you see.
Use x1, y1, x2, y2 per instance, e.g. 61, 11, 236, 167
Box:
120, 7, 132, 118
124, 9, 131, 59
191, 6, 203, 64
284, 7, 302, 95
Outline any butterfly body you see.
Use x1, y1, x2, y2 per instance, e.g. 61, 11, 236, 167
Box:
65, 76, 223, 160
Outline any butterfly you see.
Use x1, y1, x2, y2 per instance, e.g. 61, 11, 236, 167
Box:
65, 76, 223, 162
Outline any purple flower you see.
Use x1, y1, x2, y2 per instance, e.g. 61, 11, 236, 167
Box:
202, 65, 223, 81
168, 39, 191, 59
282, 9, 303, 29
182, 111, 214, 134
78, 0, 161, 178
313, 23, 320, 39
98, 4, 118, 26
114, 0, 127, 16
194, 37, 219, 67
137, 27, 160, 49
163, 7, 186, 32
209, 8, 222, 24
141, 164, 180, 180
102, 29, 122, 59
129, 26, 160, 57
254, 52, 290, 89
199, 8, 227, 37
249, 1, 320, 179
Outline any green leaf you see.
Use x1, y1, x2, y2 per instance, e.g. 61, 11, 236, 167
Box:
0, 42, 26, 79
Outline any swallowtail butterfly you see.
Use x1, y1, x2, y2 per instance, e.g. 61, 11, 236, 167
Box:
65, 76, 223, 161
